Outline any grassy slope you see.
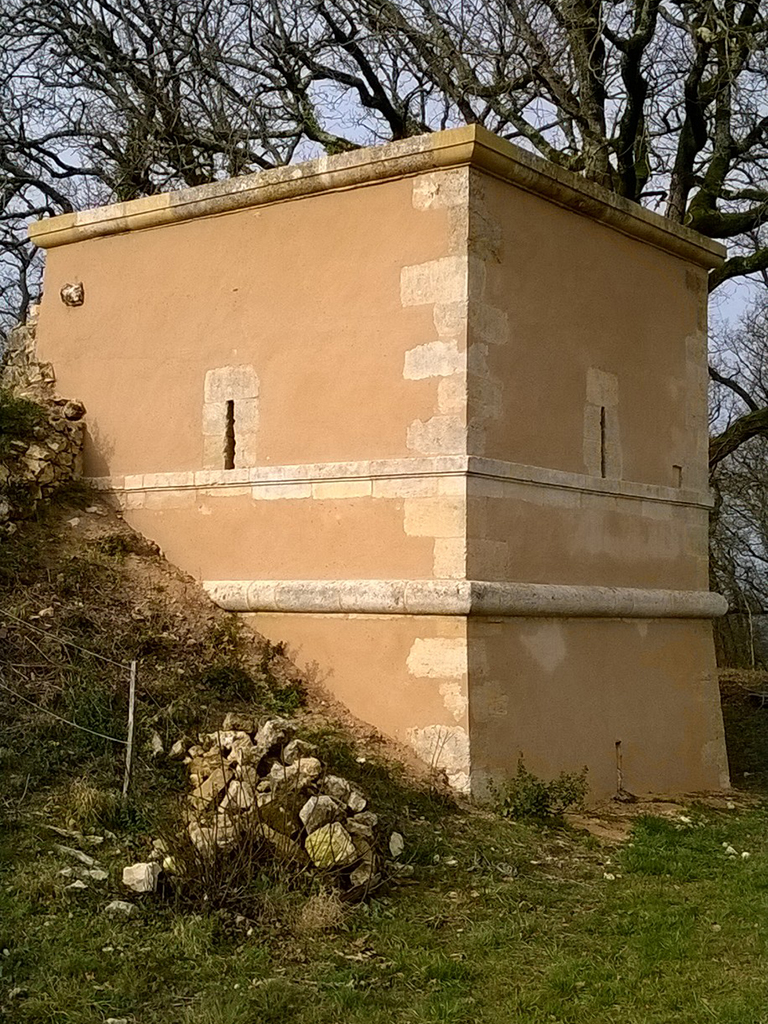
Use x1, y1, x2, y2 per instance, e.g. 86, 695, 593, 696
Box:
1, 492, 768, 1024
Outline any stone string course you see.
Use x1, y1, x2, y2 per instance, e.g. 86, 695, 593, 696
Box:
88, 455, 713, 511
204, 579, 727, 620
0, 316, 85, 530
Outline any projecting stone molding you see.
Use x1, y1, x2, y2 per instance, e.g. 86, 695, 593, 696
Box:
87, 455, 713, 509
204, 579, 727, 620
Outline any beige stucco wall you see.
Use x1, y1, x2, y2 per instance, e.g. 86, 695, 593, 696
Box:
251, 611, 471, 791
462, 167, 712, 594
36, 173, 463, 478
121, 491, 438, 581
468, 487, 710, 590
468, 617, 729, 799
246, 609, 728, 800
467, 170, 709, 493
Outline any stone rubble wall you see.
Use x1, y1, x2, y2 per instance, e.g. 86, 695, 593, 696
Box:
0, 313, 85, 531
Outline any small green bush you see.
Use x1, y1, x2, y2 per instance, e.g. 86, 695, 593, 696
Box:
197, 663, 258, 700
0, 388, 44, 455
495, 756, 589, 821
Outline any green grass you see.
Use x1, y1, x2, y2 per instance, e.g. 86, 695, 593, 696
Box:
0, 388, 45, 457
2, 800, 768, 1022
2, 497, 768, 1022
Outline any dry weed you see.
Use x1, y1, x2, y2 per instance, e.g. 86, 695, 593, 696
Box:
61, 778, 120, 829
294, 890, 346, 935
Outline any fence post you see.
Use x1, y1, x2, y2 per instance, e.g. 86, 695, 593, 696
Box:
122, 660, 137, 802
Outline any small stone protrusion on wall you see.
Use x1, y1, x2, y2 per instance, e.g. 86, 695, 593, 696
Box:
60, 282, 85, 307
0, 313, 87, 530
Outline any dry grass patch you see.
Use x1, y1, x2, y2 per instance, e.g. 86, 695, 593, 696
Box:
294, 891, 346, 935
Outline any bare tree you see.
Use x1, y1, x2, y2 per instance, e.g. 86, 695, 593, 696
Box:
710, 293, 768, 607
3, 0, 768, 467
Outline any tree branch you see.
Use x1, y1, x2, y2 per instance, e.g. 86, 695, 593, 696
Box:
710, 406, 768, 468
709, 365, 759, 411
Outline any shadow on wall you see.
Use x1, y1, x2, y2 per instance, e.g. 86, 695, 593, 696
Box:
84, 423, 114, 479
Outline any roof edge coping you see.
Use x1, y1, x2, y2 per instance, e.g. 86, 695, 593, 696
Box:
29, 124, 725, 269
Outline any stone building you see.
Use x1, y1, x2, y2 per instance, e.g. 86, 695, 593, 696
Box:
30, 125, 730, 798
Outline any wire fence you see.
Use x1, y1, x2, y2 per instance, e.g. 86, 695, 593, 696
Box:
0, 679, 127, 744
1, 608, 127, 667
0, 608, 138, 795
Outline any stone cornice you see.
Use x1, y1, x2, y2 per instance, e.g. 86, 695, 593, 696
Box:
30, 125, 725, 270
87, 454, 714, 510
204, 579, 727, 619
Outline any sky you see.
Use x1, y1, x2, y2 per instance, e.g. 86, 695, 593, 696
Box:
711, 277, 763, 330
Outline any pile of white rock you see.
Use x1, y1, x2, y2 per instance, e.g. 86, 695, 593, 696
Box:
123, 715, 382, 895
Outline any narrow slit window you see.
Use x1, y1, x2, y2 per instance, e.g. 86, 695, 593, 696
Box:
599, 406, 607, 478
224, 400, 236, 470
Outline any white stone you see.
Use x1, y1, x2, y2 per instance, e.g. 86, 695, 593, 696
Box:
251, 482, 311, 500
283, 738, 316, 764
412, 170, 468, 210
372, 476, 438, 498
188, 822, 215, 855
437, 374, 467, 415
407, 637, 466, 679
122, 862, 161, 893
53, 844, 97, 868
351, 811, 378, 829
439, 679, 469, 720
61, 865, 108, 882
404, 341, 464, 380
586, 367, 619, 407
227, 734, 258, 765
311, 479, 372, 499
305, 823, 358, 868
433, 537, 467, 578
222, 712, 257, 733
350, 860, 378, 888
299, 794, 344, 834
347, 790, 367, 813
469, 302, 509, 345
346, 818, 375, 840
433, 300, 468, 338
204, 365, 259, 403
221, 778, 257, 811
321, 775, 352, 803
403, 496, 465, 538
389, 832, 405, 859
407, 724, 471, 793
401, 256, 468, 307
104, 901, 137, 917
254, 717, 295, 754
406, 415, 466, 456
169, 739, 186, 760
143, 471, 194, 489
269, 757, 322, 793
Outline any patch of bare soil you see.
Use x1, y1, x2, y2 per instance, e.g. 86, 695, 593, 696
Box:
566, 788, 759, 843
